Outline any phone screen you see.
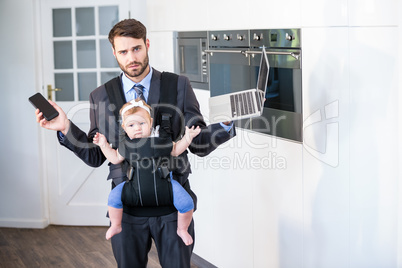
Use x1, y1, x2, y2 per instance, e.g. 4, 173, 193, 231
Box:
29, 93, 59, 121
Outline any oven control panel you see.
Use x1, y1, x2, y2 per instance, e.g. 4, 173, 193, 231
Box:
208, 30, 250, 47
250, 29, 301, 48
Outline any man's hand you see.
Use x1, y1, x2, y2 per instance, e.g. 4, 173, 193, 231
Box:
35, 100, 70, 135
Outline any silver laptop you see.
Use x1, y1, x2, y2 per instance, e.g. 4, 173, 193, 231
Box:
208, 46, 270, 123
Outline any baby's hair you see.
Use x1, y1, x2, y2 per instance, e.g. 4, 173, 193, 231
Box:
119, 98, 152, 123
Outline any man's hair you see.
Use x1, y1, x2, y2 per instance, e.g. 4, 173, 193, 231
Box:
108, 19, 147, 48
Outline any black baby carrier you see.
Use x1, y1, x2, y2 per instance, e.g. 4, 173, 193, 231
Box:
105, 72, 181, 208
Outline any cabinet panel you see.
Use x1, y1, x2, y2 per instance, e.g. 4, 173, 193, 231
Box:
147, 32, 175, 72
246, 0, 302, 29
147, 0, 208, 31
302, 27, 350, 268
349, 27, 398, 267
301, 0, 348, 27
348, 0, 398, 26
189, 134, 255, 267
251, 137, 303, 267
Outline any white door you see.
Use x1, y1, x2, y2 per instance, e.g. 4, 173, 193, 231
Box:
39, 0, 129, 225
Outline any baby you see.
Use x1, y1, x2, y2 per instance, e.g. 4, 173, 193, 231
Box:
93, 99, 200, 245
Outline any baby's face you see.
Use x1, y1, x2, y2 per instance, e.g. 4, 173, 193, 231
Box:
122, 109, 152, 139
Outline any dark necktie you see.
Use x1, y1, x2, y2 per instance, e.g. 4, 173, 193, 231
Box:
133, 84, 145, 101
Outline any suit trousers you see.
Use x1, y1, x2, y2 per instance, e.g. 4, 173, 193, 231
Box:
110, 211, 194, 268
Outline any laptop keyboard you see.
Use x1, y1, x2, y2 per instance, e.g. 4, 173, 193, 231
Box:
255, 90, 265, 113
230, 91, 256, 117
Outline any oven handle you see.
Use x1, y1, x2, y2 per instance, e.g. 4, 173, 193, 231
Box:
180, 46, 185, 73
204, 49, 247, 56
205, 49, 300, 60
245, 50, 300, 60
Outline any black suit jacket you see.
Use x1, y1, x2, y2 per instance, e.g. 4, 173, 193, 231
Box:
59, 68, 235, 216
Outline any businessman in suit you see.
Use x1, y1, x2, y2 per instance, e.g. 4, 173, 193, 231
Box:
36, 19, 235, 268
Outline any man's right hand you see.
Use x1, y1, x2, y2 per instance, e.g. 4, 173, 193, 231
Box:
35, 100, 70, 135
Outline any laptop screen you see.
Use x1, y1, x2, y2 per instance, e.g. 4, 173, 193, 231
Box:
256, 46, 270, 93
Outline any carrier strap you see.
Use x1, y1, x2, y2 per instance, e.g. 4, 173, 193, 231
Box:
160, 72, 178, 107
156, 72, 179, 138
104, 75, 126, 123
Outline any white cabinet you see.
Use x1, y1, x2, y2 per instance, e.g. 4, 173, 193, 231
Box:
348, 0, 398, 26
300, 0, 398, 27
301, 0, 348, 27
209, 0, 302, 29
190, 130, 303, 267
147, 31, 175, 72
349, 26, 398, 267
147, 0, 209, 31
251, 137, 303, 267
301, 25, 399, 268
302, 27, 350, 268
189, 134, 255, 267
147, 0, 303, 31
206, 0, 251, 30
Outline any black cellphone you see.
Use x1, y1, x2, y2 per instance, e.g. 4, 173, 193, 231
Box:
29, 92, 59, 121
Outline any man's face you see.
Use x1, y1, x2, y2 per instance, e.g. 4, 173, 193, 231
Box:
113, 36, 150, 83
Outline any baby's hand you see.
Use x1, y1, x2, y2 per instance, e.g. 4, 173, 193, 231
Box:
93, 132, 107, 147
184, 126, 201, 142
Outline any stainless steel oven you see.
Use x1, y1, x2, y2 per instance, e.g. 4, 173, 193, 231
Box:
206, 29, 302, 142
174, 31, 209, 90
207, 29, 251, 96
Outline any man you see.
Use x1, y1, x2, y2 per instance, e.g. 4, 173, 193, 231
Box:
36, 19, 235, 267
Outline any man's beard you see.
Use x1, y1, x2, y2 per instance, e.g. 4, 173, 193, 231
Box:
119, 54, 149, 79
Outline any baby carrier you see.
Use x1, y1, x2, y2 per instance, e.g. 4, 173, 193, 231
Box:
105, 72, 182, 208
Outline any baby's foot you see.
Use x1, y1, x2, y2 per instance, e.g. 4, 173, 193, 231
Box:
177, 229, 193, 246
106, 225, 122, 240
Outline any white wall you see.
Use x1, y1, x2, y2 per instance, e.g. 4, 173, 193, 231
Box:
147, 0, 400, 267
399, 1, 402, 266
0, 0, 48, 228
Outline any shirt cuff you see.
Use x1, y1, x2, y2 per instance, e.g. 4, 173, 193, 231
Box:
220, 122, 233, 132
57, 119, 72, 142
57, 131, 65, 141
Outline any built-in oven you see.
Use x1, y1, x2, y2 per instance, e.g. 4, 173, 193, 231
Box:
174, 31, 209, 90
206, 29, 302, 142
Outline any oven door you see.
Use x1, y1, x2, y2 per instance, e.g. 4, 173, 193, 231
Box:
249, 49, 303, 142
177, 38, 208, 87
208, 49, 251, 96
208, 49, 252, 129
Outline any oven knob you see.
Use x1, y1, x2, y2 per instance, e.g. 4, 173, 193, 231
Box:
253, 33, 261, 41
211, 34, 218, 41
237, 34, 244, 41
223, 34, 230, 41
285, 33, 294, 41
